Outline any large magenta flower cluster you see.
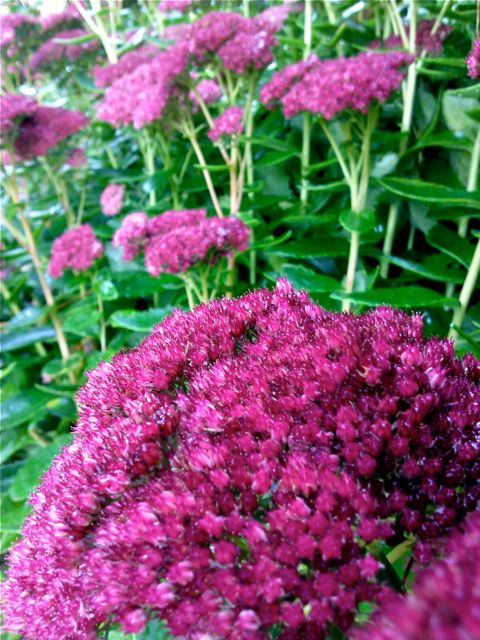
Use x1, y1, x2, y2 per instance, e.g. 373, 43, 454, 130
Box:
48, 224, 103, 278
113, 208, 249, 275
261, 51, 413, 119
0, 94, 89, 160
353, 511, 480, 640
4, 281, 479, 639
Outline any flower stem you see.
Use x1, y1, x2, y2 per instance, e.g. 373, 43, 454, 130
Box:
448, 238, 480, 341
458, 127, 480, 238
40, 157, 75, 228
184, 124, 224, 218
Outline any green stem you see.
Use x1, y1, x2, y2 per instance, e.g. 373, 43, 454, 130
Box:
41, 157, 75, 228
184, 124, 224, 218
459, 127, 480, 238
106, 146, 118, 170
449, 238, 480, 341
139, 131, 157, 207
95, 288, 107, 352
157, 130, 181, 209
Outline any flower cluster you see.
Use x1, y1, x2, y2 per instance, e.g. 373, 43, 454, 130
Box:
3, 281, 479, 639
100, 183, 125, 216
190, 78, 222, 107
467, 38, 480, 79
48, 224, 103, 278
261, 51, 413, 119
353, 511, 480, 640
159, 0, 195, 12
40, 5, 83, 35
113, 208, 249, 274
0, 93, 38, 134
30, 29, 100, 72
380, 19, 451, 55
183, 11, 279, 75
93, 43, 159, 88
208, 106, 244, 141
96, 42, 189, 129
13, 105, 89, 160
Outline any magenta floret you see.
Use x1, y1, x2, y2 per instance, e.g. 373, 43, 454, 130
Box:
100, 183, 125, 216
3, 282, 479, 639
208, 106, 244, 141
353, 511, 480, 640
48, 224, 103, 278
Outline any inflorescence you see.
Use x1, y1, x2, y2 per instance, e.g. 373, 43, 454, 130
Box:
48, 224, 104, 278
3, 281, 479, 639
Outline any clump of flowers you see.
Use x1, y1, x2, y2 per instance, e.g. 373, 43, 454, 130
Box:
48, 224, 103, 278
13, 106, 89, 160
353, 511, 480, 640
208, 106, 244, 141
190, 77, 222, 107
93, 43, 160, 88
0, 13, 40, 54
3, 281, 479, 639
40, 5, 83, 35
467, 38, 480, 79
261, 51, 413, 118
29, 28, 100, 72
96, 41, 189, 129
100, 183, 125, 216
113, 208, 248, 275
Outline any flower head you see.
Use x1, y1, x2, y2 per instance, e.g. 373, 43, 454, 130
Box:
467, 38, 480, 79
190, 78, 222, 107
353, 511, 480, 640
100, 184, 125, 217
377, 19, 451, 55
48, 224, 103, 278
3, 282, 479, 639
12, 105, 89, 160
40, 5, 83, 35
0, 13, 39, 52
93, 43, 160, 88
261, 51, 412, 119
208, 106, 244, 141
96, 42, 189, 129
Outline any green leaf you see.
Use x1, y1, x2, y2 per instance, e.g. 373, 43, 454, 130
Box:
256, 149, 298, 167
41, 354, 83, 382
378, 177, 480, 209
62, 302, 100, 337
10, 436, 71, 501
1, 326, 56, 351
269, 238, 349, 258
7, 306, 46, 330
0, 495, 30, 551
339, 209, 377, 234
109, 307, 173, 332
308, 180, 348, 193
1, 389, 51, 431
331, 287, 458, 309
266, 265, 339, 292
53, 32, 96, 44
379, 253, 465, 284
447, 83, 480, 98
112, 272, 182, 296
427, 224, 475, 268
135, 618, 173, 640
408, 131, 472, 154
94, 277, 119, 301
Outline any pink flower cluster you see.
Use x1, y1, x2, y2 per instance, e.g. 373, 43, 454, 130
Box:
0, 95, 89, 160
467, 38, 480, 79
183, 11, 278, 74
0, 93, 38, 133
100, 183, 125, 216
48, 224, 103, 278
113, 208, 249, 274
380, 19, 451, 55
261, 51, 413, 119
40, 5, 83, 35
190, 78, 222, 107
93, 43, 159, 88
159, 0, 195, 12
3, 281, 479, 639
208, 106, 244, 141
354, 511, 480, 640
30, 29, 99, 72
14, 105, 89, 160
96, 42, 189, 129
